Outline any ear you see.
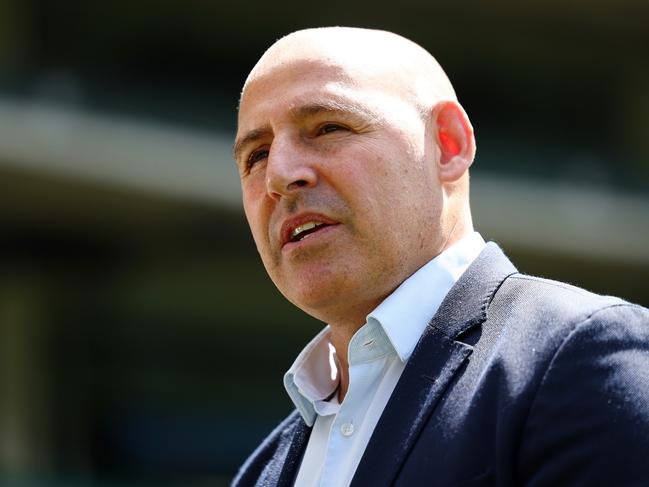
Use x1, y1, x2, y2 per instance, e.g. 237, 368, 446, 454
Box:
432, 100, 476, 182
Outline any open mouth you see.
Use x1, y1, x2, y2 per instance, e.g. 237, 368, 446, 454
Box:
289, 221, 331, 242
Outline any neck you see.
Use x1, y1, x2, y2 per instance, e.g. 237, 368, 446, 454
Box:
321, 213, 475, 401
328, 323, 358, 402
324, 296, 383, 401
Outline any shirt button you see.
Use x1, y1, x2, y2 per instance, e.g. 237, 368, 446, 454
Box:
340, 422, 354, 437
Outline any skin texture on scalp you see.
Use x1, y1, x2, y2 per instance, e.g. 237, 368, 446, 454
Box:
242, 28, 458, 116
236, 28, 475, 396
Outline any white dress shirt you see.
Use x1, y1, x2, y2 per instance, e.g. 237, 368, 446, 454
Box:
284, 232, 486, 487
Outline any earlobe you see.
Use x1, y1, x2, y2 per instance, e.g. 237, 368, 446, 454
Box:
432, 100, 476, 182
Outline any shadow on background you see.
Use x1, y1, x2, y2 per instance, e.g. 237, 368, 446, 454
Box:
0, 1, 647, 485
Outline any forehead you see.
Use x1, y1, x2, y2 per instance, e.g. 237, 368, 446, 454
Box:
237, 57, 415, 136
234, 62, 384, 163
240, 60, 359, 115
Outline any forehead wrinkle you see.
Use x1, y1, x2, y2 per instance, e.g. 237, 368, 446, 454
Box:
288, 97, 382, 124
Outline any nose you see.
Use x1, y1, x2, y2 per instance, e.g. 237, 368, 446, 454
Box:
265, 137, 317, 201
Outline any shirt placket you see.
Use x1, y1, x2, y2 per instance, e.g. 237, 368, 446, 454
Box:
318, 326, 393, 486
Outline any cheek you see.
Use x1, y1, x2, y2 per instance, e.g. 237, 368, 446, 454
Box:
329, 143, 388, 191
341, 146, 413, 210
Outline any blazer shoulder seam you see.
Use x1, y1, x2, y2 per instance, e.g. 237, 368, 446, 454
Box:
487, 270, 520, 309
508, 274, 597, 296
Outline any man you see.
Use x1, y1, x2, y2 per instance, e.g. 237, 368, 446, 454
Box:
232, 27, 649, 486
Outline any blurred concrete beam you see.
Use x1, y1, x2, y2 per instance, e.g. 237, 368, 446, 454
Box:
0, 97, 241, 209
472, 175, 649, 265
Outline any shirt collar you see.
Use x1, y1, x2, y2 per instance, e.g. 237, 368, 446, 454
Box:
284, 232, 486, 425
283, 326, 337, 425
369, 231, 486, 362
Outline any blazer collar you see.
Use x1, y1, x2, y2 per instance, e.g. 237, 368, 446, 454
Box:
351, 242, 517, 486
431, 241, 518, 340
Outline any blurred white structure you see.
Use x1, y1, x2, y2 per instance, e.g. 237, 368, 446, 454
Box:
1, 96, 647, 264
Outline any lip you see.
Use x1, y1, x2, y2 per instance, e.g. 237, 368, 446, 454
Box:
279, 212, 340, 249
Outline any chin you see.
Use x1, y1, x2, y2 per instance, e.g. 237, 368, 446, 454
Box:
280, 273, 352, 321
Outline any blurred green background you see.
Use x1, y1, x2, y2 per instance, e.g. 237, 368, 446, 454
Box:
1, 1, 648, 485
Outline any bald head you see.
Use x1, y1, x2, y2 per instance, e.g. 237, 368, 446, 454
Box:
242, 27, 457, 117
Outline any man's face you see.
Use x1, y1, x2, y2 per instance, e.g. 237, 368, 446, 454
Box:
235, 58, 445, 323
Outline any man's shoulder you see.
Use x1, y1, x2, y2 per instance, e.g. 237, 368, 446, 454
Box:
495, 275, 649, 484
436, 268, 649, 484
493, 270, 642, 328
481, 270, 649, 379
447, 242, 645, 338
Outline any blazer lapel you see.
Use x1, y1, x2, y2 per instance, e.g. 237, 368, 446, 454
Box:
351, 243, 517, 486
275, 418, 311, 487
351, 326, 472, 486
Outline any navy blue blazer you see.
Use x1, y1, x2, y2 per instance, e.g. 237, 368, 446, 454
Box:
233, 243, 649, 486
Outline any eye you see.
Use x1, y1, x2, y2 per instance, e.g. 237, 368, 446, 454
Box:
317, 123, 347, 135
246, 147, 269, 170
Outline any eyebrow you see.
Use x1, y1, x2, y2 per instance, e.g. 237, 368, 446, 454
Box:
233, 125, 272, 163
233, 98, 380, 162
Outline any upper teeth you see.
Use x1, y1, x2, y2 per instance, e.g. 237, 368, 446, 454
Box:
291, 221, 322, 239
